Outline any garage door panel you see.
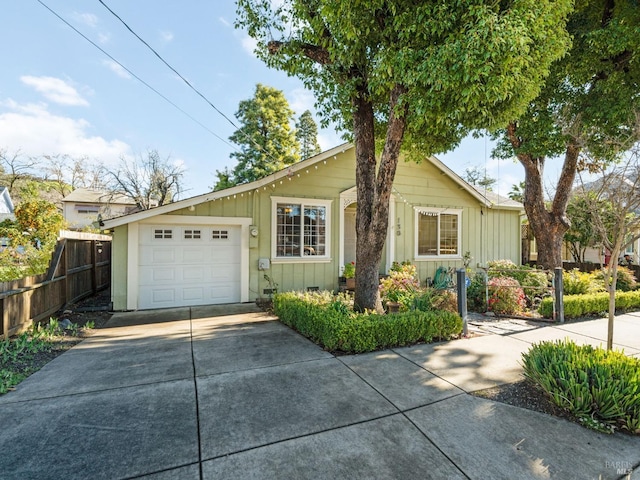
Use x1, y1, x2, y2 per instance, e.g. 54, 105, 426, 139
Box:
183, 266, 205, 281
151, 288, 176, 304
183, 287, 204, 302
138, 224, 243, 309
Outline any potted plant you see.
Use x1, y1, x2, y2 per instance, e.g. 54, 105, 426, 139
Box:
343, 262, 356, 289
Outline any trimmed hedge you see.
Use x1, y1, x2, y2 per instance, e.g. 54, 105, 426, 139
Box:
523, 340, 640, 434
273, 291, 463, 354
539, 290, 640, 318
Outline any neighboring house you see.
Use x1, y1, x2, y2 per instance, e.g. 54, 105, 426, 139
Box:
62, 188, 138, 230
0, 186, 15, 222
103, 143, 524, 311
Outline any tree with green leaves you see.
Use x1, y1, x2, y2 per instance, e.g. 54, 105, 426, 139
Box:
238, 0, 572, 311
508, 181, 526, 203
577, 147, 640, 349
296, 110, 321, 160
462, 166, 496, 191
564, 191, 610, 262
494, 1, 640, 269
214, 84, 300, 190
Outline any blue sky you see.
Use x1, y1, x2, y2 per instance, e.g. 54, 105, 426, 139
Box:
1, 1, 549, 198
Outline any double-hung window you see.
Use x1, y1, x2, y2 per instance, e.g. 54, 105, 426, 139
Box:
415, 207, 462, 258
272, 197, 331, 260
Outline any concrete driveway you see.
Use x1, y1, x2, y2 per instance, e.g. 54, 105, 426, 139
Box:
0, 305, 638, 479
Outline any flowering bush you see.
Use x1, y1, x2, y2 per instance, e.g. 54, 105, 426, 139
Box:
379, 263, 420, 305
343, 261, 356, 279
487, 276, 526, 315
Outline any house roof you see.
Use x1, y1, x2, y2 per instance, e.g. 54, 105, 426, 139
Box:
62, 188, 136, 205
102, 143, 522, 229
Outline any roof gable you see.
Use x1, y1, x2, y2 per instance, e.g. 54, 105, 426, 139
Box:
103, 143, 521, 228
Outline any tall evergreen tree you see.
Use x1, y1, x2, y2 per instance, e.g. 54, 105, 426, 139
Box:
215, 84, 300, 190
296, 110, 321, 159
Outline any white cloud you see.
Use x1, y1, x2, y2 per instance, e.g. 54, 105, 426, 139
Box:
0, 100, 130, 167
73, 12, 98, 28
219, 17, 231, 27
98, 32, 111, 44
20, 76, 89, 107
241, 35, 258, 56
102, 60, 131, 79
160, 30, 174, 42
288, 88, 316, 115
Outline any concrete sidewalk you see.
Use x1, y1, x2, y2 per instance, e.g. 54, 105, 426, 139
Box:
0, 305, 638, 479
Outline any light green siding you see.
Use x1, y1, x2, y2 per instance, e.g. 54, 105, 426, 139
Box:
110, 147, 523, 307
111, 224, 128, 310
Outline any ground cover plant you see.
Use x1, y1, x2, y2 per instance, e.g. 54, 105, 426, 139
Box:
0, 318, 96, 394
273, 290, 462, 354
522, 339, 640, 434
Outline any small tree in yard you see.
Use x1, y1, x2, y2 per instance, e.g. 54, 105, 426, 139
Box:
578, 144, 640, 350
564, 192, 608, 263
237, 0, 572, 311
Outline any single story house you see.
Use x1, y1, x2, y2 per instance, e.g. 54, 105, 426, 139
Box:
62, 188, 139, 230
103, 143, 523, 311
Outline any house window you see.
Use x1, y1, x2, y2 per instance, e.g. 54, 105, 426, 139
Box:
415, 208, 462, 258
184, 229, 201, 239
76, 204, 100, 214
272, 197, 331, 259
212, 230, 229, 240
154, 229, 173, 239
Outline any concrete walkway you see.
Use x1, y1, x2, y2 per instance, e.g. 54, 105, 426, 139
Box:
0, 306, 638, 479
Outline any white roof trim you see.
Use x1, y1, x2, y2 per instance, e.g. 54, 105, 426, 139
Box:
103, 142, 519, 228
103, 143, 351, 228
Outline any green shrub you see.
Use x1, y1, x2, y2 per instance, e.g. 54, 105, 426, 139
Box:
379, 263, 420, 305
538, 290, 640, 318
467, 272, 487, 312
522, 339, 640, 434
487, 276, 526, 315
487, 259, 548, 298
273, 291, 462, 354
593, 266, 637, 292
563, 269, 593, 295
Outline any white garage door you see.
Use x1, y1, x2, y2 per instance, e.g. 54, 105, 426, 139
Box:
138, 224, 242, 309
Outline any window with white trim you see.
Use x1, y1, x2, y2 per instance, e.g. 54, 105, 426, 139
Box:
212, 229, 229, 240
415, 208, 461, 258
272, 197, 331, 259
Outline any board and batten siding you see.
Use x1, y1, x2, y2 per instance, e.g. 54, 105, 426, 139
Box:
109, 147, 522, 309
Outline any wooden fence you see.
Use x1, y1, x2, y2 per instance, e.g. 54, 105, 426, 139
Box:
0, 231, 111, 339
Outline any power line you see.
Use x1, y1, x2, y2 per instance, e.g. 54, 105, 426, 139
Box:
36, 0, 237, 151
97, 0, 241, 131
97, 0, 271, 157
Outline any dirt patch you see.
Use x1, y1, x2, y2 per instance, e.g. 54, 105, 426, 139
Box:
472, 379, 578, 423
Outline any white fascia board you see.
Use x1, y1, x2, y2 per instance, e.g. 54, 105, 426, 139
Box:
103, 143, 353, 229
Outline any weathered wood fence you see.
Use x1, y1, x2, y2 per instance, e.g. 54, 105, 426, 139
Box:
0, 231, 111, 339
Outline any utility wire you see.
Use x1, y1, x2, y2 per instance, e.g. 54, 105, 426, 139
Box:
98, 0, 241, 132
36, 0, 237, 151
97, 0, 271, 156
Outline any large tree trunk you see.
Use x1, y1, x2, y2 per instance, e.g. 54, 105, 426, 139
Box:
507, 122, 580, 269
353, 85, 407, 312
